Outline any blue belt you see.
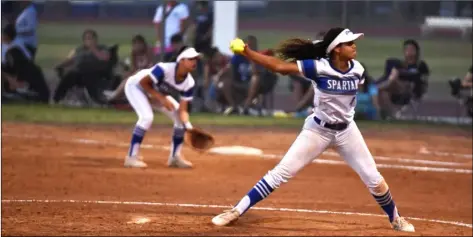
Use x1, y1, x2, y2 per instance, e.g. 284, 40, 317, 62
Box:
313, 116, 348, 131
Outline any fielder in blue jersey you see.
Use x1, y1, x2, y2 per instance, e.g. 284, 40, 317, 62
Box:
212, 27, 415, 233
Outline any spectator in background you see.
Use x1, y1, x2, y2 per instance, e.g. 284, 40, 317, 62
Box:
355, 64, 380, 120
153, 0, 189, 55
449, 65, 473, 117
15, 1, 38, 60
287, 31, 325, 117
202, 47, 231, 112
219, 35, 278, 115
52, 29, 111, 104
192, 1, 213, 54
449, 65, 473, 96
377, 39, 429, 118
1, 23, 49, 103
104, 35, 155, 102
163, 33, 185, 62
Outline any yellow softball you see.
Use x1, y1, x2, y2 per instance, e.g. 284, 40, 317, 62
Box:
230, 38, 245, 54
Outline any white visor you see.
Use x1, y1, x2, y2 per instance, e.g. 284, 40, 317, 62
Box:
326, 29, 364, 54
176, 47, 201, 62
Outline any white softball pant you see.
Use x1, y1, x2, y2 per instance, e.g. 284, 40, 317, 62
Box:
124, 79, 182, 130
264, 113, 383, 194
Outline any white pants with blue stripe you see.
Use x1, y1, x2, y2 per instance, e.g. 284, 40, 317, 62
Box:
124, 78, 182, 130
265, 113, 383, 193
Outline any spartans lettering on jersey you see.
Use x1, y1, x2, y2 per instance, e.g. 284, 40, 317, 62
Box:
317, 77, 359, 95
327, 79, 358, 91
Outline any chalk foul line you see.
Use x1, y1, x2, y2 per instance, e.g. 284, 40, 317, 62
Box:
2, 199, 471, 229
3, 133, 472, 174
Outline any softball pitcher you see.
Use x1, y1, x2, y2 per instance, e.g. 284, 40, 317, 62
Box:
124, 46, 200, 168
211, 27, 415, 232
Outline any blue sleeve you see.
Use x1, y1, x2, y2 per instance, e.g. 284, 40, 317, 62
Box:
231, 55, 240, 65
297, 59, 317, 80
149, 65, 164, 84
368, 84, 378, 96
180, 86, 194, 101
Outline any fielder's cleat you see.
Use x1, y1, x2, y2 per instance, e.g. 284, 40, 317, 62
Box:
167, 156, 193, 168
212, 209, 240, 226
391, 216, 415, 232
124, 156, 148, 168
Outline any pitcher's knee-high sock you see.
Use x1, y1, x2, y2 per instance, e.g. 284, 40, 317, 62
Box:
170, 127, 185, 158
372, 189, 400, 222
233, 175, 276, 215
128, 126, 146, 157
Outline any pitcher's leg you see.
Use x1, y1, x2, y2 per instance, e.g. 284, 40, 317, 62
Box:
212, 127, 332, 226
335, 122, 415, 232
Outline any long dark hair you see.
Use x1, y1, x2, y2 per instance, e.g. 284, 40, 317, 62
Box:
403, 39, 420, 62
275, 27, 345, 62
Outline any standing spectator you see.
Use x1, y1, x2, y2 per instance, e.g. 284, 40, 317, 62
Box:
192, 1, 213, 54
15, 1, 38, 60
1, 23, 49, 103
104, 35, 155, 102
377, 39, 429, 118
153, 0, 189, 55
52, 29, 111, 104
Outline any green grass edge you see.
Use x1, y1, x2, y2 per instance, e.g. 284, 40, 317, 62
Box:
1, 103, 470, 131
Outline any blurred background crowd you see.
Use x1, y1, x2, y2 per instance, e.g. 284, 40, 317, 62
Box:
1, 0, 472, 123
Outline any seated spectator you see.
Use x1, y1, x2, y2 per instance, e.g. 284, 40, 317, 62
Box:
104, 34, 155, 102
287, 74, 314, 117
1, 23, 49, 103
355, 64, 380, 120
219, 35, 278, 115
201, 46, 231, 112
52, 29, 111, 104
377, 39, 429, 119
288, 31, 325, 117
449, 65, 473, 117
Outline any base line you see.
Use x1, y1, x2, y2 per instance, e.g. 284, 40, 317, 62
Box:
2, 199, 471, 229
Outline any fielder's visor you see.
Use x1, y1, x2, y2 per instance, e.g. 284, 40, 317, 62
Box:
176, 47, 201, 62
326, 29, 364, 54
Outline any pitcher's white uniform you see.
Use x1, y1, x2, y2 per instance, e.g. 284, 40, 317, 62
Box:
213, 29, 414, 233
276, 58, 383, 192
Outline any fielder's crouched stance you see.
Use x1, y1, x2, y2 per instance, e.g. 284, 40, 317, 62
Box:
212, 28, 415, 232
124, 47, 200, 169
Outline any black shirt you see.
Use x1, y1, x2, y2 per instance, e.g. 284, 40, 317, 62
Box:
195, 10, 213, 37
397, 60, 430, 83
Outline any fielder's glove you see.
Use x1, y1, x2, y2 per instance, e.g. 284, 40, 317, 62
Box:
185, 127, 215, 152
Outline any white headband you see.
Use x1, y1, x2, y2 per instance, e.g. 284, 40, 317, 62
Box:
176, 47, 201, 62
326, 29, 364, 54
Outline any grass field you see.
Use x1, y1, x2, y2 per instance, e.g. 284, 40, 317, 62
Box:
37, 23, 471, 82
2, 103, 470, 131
